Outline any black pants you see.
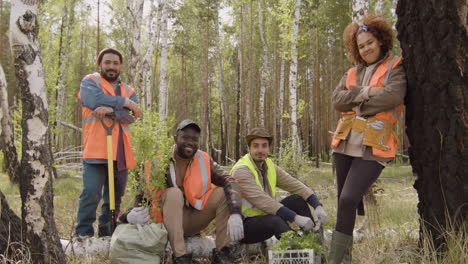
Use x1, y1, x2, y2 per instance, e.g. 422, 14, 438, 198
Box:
241, 194, 313, 244
333, 153, 384, 236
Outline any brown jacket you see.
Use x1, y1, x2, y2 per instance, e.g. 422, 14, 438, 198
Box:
231, 154, 313, 215
331, 55, 407, 162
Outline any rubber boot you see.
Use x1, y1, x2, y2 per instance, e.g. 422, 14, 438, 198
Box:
173, 253, 193, 264
328, 231, 353, 264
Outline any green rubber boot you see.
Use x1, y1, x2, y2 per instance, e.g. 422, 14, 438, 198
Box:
328, 231, 353, 264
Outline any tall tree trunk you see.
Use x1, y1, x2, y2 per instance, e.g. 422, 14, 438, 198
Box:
201, 20, 211, 152
9, 1, 66, 263
0, 191, 23, 257
396, 0, 467, 250
314, 27, 321, 168
352, 0, 369, 21
55, 0, 76, 153
0, 65, 19, 184
258, 0, 268, 127
278, 56, 285, 157
235, 46, 242, 160
158, 0, 169, 119
128, 0, 144, 88
289, 0, 302, 155
142, 0, 160, 110
215, 8, 227, 164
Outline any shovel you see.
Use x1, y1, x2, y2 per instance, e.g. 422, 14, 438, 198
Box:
100, 114, 117, 232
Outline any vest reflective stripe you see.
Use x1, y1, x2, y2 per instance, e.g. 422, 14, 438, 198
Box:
331, 56, 403, 158
231, 154, 277, 217
79, 73, 136, 168
182, 150, 213, 210
197, 151, 209, 196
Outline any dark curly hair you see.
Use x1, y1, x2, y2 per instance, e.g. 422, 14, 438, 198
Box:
343, 12, 394, 65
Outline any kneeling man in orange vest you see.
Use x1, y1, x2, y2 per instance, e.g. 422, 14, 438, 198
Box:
120, 120, 243, 264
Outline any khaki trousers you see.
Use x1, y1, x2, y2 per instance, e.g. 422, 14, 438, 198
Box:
161, 187, 230, 256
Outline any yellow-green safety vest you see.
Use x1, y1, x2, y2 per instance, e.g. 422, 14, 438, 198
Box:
231, 154, 277, 217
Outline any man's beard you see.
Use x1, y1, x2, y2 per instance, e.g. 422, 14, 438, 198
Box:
101, 70, 119, 82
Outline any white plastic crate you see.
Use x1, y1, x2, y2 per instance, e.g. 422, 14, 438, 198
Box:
268, 249, 316, 264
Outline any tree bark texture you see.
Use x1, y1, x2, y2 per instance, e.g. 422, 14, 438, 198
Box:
258, 0, 268, 128
158, 0, 169, 120
0, 191, 23, 258
216, 9, 227, 164
352, 0, 369, 22
142, 0, 160, 109
289, 0, 302, 155
0, 64, 20, 184
127, 0, 144, 88
9, 1, 66, 263
396, 0, 467, 250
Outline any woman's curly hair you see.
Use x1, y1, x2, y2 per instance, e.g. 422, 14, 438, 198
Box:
343, 12, 394, 65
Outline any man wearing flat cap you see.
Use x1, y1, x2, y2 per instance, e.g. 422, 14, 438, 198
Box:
120, 120, 244, 264
231, 127, 328, 244
75, 48, 142, 238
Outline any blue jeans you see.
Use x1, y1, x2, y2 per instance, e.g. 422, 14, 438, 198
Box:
75, 161, 128, 236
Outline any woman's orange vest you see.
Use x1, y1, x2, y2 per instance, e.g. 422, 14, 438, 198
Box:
331, 56, 403, 158
79, 73, 137, 168
145, 150, 215, 223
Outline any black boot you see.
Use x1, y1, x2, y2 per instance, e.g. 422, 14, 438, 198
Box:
173, 253, 192, 264
211, 247, 233, 264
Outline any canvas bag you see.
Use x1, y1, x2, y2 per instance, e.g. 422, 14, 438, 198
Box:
110, 223, 168, 264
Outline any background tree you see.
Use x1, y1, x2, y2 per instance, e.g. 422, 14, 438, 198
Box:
8, 0, 66, 262
396, 0, 467, 251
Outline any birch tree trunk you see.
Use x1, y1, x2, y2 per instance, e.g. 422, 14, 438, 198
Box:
128, 0, 144, 88
0, 190, 23, 257
258, 0, 268, 127
352, 0, 369, 22
396, 0, 467, 250
9, 1, 66, 262
158, 0, 169, 119
215, 9, 227, 164
278, 56, 285, 157
289, 0, 302, 155
142, 0, 160, 109
0, 65, 19, 184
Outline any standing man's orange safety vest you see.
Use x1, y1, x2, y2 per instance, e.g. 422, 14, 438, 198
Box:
145, 150, 215, 223
78, 73, 137, 168
332, 56, 403, 158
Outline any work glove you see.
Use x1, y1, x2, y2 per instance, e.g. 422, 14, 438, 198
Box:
313, 206, 328, 231
294, 215, 314, 231
127, 206, 150, 225
115, 110, 135, 124
368, 120, 384, 130
227, 214, 244, 241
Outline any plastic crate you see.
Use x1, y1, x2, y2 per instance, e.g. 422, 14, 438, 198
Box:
268, 249, 316, 264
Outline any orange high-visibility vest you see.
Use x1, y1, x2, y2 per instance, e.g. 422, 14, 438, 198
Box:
332, 56, 404, 158
145, 150, 215, 223
78, 73, 137, 168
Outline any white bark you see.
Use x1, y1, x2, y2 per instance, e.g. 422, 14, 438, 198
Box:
128, 0, 144, 88
0, 64, 19, 183
278, 56, 285, 158
375, 0, 384, 11
158, 0, 169, 120
289, 0, 302, 155
352, 0, 369, 22
9, 0, 65, 262
142, 0, 160, 109
258, 0, 269, 127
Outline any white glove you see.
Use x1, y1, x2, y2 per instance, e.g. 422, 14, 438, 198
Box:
227, 214, 244, 241
294, 215, 314, 231
127, 207, 150, 225
313, 206, 328, 230
368, 120, 384, 130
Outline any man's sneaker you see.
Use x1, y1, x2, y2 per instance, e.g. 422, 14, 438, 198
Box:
173, 253, 193, 264
211, 247, 233, 264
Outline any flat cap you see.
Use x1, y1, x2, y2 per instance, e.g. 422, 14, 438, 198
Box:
176, 119, 201, 133
246, 127, 273, 145
97, 47, 123, 65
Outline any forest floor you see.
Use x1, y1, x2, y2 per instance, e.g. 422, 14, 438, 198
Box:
0, 163, 426, 263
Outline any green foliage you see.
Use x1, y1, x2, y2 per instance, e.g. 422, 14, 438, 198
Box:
273, 230, 322, 256
129, 111, 174, 209
272, 137, 309, 177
